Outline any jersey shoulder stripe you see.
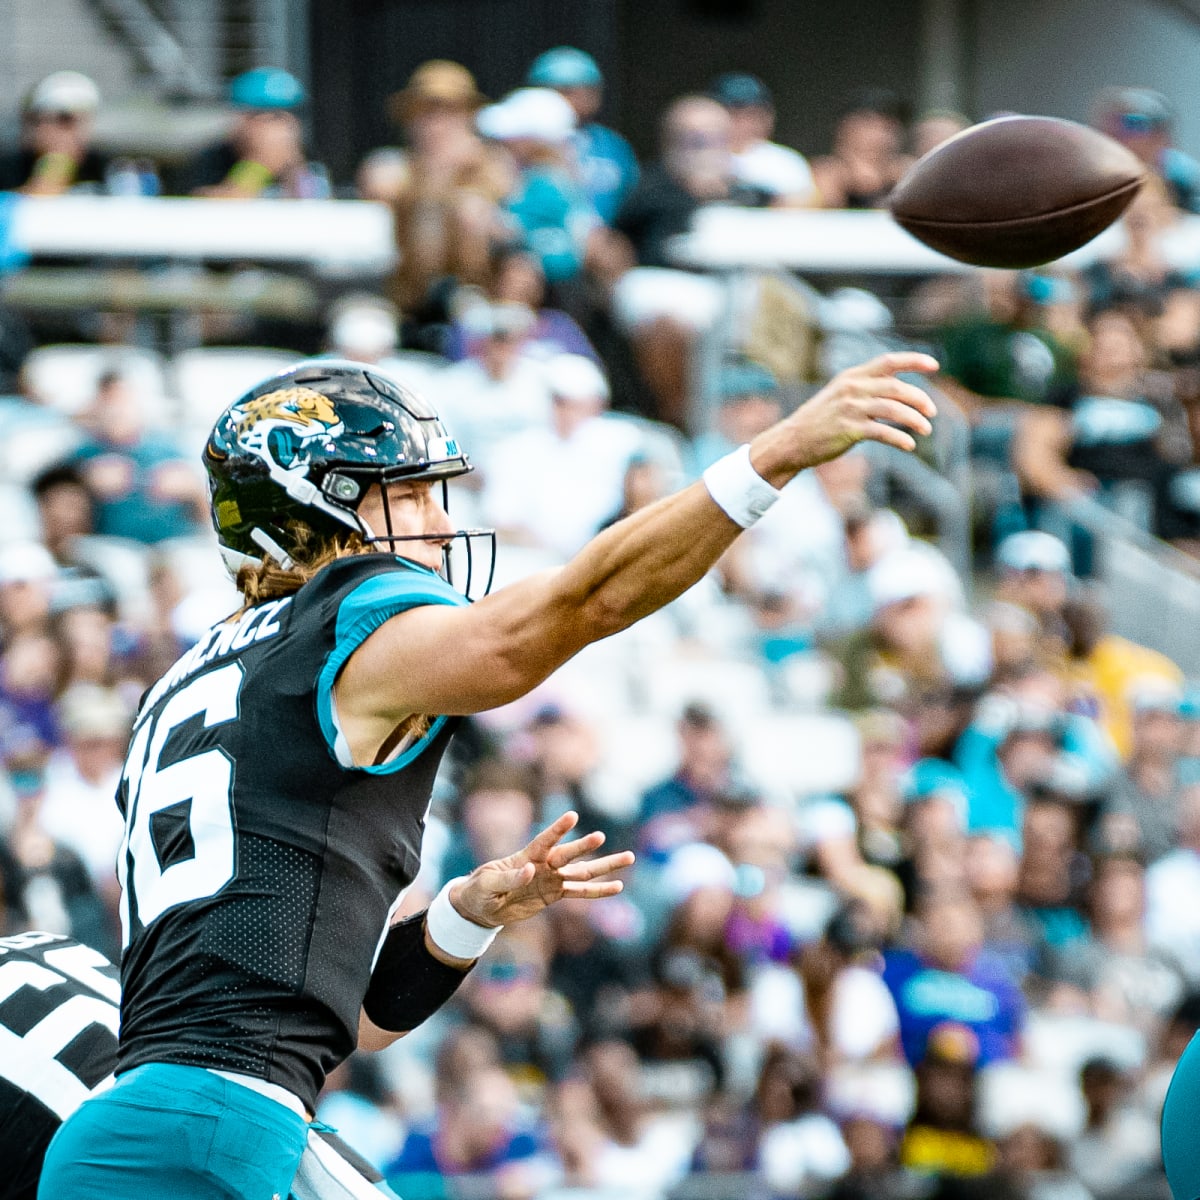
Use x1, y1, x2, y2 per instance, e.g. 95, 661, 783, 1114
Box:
312, 557, 466, 772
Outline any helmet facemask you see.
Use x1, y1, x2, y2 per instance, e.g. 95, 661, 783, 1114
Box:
333, 473, 497, 601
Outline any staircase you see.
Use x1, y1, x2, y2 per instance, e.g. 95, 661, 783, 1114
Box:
0, 0, 303, 115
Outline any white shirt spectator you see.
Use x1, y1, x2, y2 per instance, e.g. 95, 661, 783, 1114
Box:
484, 416, 641, 559
436, 356, 553, 474
1146, 847, 1200, 983
39, 748, 124, 885
749, 959, 900, 1060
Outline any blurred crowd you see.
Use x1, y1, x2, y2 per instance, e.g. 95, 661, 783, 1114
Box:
6, 50, 1200, 1200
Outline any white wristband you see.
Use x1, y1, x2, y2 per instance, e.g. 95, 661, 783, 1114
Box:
702, 444, 781, 528
426, 878, 501, 960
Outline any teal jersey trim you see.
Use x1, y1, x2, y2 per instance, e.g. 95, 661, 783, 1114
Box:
316, 563, 466, 773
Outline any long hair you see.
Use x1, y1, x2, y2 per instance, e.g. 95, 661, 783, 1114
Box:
235, 527, 433, 742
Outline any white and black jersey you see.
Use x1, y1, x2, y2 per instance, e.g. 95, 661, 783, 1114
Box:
0, 931, 119, 1200
116, 555, 466, 1112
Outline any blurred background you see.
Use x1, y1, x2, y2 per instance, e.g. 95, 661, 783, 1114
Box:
7, 2, 1200, 1198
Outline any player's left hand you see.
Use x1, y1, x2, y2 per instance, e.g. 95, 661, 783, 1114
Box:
450, 811, 634, 929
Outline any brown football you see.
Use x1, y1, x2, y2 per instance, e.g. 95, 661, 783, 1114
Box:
888, 115, 1146, 269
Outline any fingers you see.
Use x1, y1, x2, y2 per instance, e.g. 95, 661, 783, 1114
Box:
841, 351, 939, 381
547, 829, 607, 868
561, 880, 625, 900
559, 850, 636, 881
862, 396, 934, 438
858, 422, 918, 454
855, 376, 939, 422
517, 810, 580, 862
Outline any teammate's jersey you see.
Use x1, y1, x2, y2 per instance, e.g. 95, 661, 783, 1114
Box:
0, 930, 120, 1200
116, 555, 465, 1110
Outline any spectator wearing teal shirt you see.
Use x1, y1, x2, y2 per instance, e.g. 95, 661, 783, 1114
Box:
67, 370, 204, 544
526, 46, 639, 224
477, 88, 600, 284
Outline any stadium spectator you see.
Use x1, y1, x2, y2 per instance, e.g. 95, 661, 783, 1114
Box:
639, 702, 740, 825
708, 72, 817, 207
1062, 587, 1183, 760
37, 683, 129, 902
1068, 1057, 1161, 1200
1017, 794, 1091, 951
832, 543, 990, 712
899, 1025, 994, 1176
811, 89, 914, 209
477, 87, 600, 289
0, 542, 58, 642
546, 899, 645, 1040
387, 1062, 551, 1193
433, 301, 553, 472
1059, 852, 1185, 1037
31, 465, 95, 567
964, 830, 1039, 981
526, 47, 639, 224
884, 889, 1025, 1068
1081, 176, 1191, 316
610, 95, 769, 426
0, 72, 111, 196
1099, 681, 1186, 862
937, 271, 1081, 426
1017, 307, 1191, 530
899, 760, 971, 905
993, 531, 1075, 659
379, 60, 511, 321
1146, 784, 1200, 982
690, 360, 781, 474
178, 68, 329, 199
458, 926, 578, 1085
1091, 87, 1200, 214
483, 354, 639, 558
912, 110, 972, 159
449, 244, 597, 363
66, 369, 205, 543
438, 757, 539, 884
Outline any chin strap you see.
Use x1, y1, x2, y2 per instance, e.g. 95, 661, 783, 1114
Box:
249, 527, 295, 569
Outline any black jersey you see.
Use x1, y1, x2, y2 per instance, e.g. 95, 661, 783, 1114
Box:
0, 931, 120, 1200
116, 555, 466, 1111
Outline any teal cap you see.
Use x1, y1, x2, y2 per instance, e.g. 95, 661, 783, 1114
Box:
229, 67, 306, 111
527, 47, 602, 89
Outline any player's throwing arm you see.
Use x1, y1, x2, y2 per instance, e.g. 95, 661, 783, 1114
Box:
333, 351, 939, 743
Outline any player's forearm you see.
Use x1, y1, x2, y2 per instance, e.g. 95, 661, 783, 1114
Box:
547, 480, 744, 639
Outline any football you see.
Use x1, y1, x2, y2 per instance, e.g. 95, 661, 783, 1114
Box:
888, 115, 1146, 269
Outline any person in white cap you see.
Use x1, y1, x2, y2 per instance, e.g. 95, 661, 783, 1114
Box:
0, 72, 107, 195
476, 88, 600, 287
994, 530, 1073, 657
482, 353, 642, 558
832, 543, 991, 710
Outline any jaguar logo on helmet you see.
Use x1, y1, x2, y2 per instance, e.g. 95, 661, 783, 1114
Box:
231, 386, 346, 469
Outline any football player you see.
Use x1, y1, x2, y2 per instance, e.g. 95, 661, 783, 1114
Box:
0, 930, 403, 1197
40, 353, 936, 1198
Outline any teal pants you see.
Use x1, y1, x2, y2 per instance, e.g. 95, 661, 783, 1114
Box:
1164, 1032, 1200, 1200
38, 1063, 309, 1199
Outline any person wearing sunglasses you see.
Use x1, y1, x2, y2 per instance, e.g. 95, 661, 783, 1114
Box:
1092, 86, 1200, 215
0, 72, 110, 196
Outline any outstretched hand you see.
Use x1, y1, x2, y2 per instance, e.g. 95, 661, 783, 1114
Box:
450, 811, 635, 929
751, 351, 941, 484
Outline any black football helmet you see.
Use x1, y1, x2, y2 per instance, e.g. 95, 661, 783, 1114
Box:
204, 359, 494, 595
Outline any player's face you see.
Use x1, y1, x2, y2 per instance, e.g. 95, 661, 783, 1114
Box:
357, 480, 454, 573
